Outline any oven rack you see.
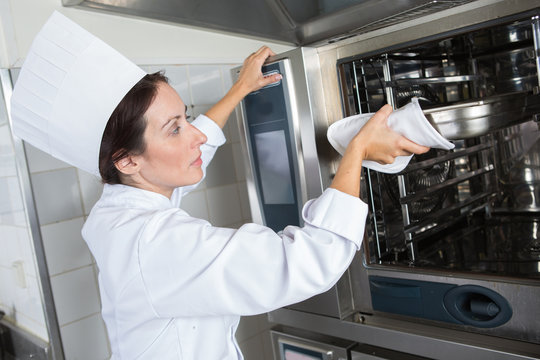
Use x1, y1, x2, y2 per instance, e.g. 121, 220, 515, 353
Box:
383, 75, 482, 87
404, 191, 496, 240
396, 139, 498, 248
400, 142, 492, 174
400, 163, 494, 205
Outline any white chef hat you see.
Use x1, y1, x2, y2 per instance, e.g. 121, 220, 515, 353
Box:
327, 98, 455, 174
10, 11, 146, 176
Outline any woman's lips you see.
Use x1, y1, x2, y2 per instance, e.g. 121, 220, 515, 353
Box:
191, 155, 202, 166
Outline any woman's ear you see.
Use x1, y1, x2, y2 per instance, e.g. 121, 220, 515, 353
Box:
114, 154, 140, 175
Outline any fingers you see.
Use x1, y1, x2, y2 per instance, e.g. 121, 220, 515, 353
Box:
247, 46, 275, 65
399, 136, 431, 155
253, 46, 275, 58
367, 104, 393, 125
260, 72, 282, 87
376, 104, 393, 118
236, 46, 279, 94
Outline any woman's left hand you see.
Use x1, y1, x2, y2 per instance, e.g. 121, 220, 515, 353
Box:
205, 46, 281, 128
235, 46, 282, 95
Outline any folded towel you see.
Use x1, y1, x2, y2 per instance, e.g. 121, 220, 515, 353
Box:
327, 97, 455, 173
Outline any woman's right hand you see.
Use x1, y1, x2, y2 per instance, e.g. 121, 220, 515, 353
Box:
349, 104, 429, 163
330, 104, 430, 197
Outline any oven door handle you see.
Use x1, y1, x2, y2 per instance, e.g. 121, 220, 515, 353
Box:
370, 280, 421, 298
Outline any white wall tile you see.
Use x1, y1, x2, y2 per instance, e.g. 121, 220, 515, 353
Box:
0, 226, 20, 267
238, 333, 265, 360
195, 177, 207, 191
188, 65, 224, 105
60, 314, 111, 360
221, 64, 236, 91
0, 176, 25, 226
41, 217, 93, 276
220, 119, 231, 140
1, 265, 48, 340
77, 169, 104, 215
31, 168, 84, 225
15, 313, 49, 341
0, 124, 16, 177
0, 226, 35, 278
165, 65, 192, 106
50, 266, 101, 326
237, 182, 252, 221
25, 143, 70, 173
191, 104, 212, 120
17, 227, 37, 278
236, 315, 261, 343
144, 65, 193, 107
237, 314, 274, 360
0, 101, 7, 127
258, 312, 274, 331
205, 143, 237, 187
228, 222, 244, 229
227, 112, 242, 144
232, 142, 247, 182
206, 184, 242, 227
0, 265, 16, 315
12, 273, 46, 328
180, 189, 209, 221
8, 177, 26, 227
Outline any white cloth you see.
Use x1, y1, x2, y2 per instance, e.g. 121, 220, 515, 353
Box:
327, 97, 455, 173
10, 11, 146, 176
82, 115, 368, 360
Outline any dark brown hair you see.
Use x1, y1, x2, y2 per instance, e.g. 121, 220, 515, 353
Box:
98, 71, 169, 184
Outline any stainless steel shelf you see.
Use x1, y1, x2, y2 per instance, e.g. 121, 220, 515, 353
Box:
386, 75, 482, 86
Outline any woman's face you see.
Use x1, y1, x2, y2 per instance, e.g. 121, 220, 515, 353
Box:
128, 82, 207, 198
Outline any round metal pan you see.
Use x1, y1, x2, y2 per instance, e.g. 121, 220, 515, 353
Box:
423, 91, 540, 140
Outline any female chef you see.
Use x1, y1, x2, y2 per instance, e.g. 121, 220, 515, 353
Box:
11, 11, 429, 360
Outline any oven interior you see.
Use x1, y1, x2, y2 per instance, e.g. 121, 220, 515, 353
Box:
338, 16, 540, 280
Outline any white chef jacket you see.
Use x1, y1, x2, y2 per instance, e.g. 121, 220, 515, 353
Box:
82, 115, 369, 360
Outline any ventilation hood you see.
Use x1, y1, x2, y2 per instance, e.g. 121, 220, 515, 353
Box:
62, 0, 474, 45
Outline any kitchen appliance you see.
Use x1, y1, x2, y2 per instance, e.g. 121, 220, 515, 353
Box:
270, 326, 428, 360
339, 15, 540, 341
271, 326, 355, 360
235, 1, 540, 359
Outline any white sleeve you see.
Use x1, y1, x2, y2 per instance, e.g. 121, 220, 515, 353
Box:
138, 188, 368, 317
171, 114, 226, 204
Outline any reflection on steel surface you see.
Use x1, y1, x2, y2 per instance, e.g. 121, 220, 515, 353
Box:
423, 92, 540, 140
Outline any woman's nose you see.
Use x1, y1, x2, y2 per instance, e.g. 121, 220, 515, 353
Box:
190, 123, 207, 146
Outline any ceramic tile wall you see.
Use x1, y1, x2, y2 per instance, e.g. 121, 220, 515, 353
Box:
24, 143, 110, 359
4, 64, 273, 359
0, 83, 49, 342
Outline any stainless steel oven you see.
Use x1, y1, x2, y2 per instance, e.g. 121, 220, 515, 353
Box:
340, 9, 540, 344
234, 1, 540, 359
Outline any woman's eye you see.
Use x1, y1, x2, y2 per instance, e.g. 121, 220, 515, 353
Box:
172, 126, 181, 135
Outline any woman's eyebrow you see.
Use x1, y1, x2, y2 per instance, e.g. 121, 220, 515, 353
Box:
161, 106, 188, 129
161, 116, 180, 130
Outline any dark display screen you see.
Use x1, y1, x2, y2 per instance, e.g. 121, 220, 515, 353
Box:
243, 60, 300, 231
254, 130, 294, 205
282, 343, 323, 360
